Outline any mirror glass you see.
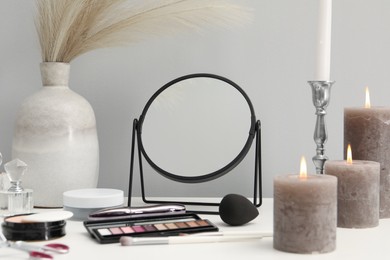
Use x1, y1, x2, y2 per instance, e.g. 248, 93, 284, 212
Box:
139, 74, 255, 182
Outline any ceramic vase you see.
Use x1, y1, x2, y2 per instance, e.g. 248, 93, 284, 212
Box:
12, 62, 99, 207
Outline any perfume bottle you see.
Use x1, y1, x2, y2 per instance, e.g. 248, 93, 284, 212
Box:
0, 159, 33, 216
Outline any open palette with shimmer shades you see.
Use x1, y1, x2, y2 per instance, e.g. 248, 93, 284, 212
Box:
84, 213, 218, 243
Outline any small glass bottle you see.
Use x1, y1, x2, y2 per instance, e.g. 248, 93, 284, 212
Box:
0, 152, 7, 215
0, 159, 33, 216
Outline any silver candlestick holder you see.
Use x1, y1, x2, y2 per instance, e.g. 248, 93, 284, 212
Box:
308, 80, 334, 174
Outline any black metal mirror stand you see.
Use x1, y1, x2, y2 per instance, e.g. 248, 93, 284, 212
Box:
127, 118, 262, 215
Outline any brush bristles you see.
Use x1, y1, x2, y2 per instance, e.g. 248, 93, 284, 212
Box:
35, 0, 253, 63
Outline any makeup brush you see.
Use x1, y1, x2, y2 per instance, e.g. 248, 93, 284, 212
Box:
120, 231, 272, 246
219, 194, 259, 226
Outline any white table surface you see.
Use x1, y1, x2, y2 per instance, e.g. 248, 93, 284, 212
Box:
0, 198, 389, 260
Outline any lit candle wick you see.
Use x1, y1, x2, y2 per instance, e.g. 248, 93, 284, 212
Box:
365, 87, 371, 109
300, 156, 307, 179
347, 144, 353, 164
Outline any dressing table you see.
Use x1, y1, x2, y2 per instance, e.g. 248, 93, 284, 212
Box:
1, 198, 388, 260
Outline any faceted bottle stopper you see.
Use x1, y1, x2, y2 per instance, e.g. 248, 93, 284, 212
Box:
4, 159, 27, 193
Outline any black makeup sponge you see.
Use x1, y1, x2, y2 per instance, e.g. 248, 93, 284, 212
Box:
219, 194, 259, 226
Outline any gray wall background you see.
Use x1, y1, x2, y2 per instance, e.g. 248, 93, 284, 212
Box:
1, 0, 389, 198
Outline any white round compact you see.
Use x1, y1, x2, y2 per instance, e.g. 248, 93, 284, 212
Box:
63, 188, 124, 220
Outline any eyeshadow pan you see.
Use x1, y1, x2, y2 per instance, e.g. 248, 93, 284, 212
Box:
186, 221, 199, 227
196, 220, 210, 227
132, 225, 145, 232
109, 227, 123, 235
143, 225, 157, 231
175, 222, 188, 228
98, 228, 112, 236
154, 224, 168, 231
165, 223, 178, 229
120, 226, 134, 233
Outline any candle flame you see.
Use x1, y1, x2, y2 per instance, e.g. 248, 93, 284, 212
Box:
347, 144, 353, 164
300, 156, 307, 179
365, 87, 371, 108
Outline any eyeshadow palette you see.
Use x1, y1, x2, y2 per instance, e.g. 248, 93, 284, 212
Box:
84, 213, 219, 243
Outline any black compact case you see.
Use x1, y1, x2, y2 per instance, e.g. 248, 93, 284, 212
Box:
84, 213, 218, 244
2, 215, 66, 241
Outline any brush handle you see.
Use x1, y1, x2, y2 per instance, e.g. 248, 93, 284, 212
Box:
188, 231, 272, 237
120, 232, 273, 246
89, 204, 186, 220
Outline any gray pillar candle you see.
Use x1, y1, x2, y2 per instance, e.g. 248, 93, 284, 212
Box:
344, 106, 390, 218
325, 156, 380, 228
273, 160, 337, 254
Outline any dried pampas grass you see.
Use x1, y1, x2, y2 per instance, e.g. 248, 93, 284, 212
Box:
35, 0, 253, 63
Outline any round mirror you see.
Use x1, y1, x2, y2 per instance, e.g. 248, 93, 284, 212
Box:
138, 74, 256, 183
